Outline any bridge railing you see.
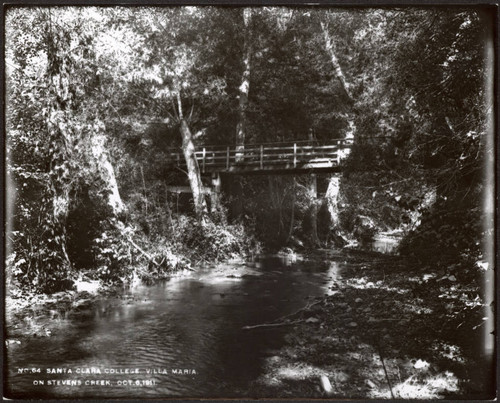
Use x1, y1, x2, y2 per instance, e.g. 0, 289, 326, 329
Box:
166, 139, 353, 173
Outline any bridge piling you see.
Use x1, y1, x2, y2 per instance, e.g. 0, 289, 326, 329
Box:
309, 173, 320, 246
210, 172, 221, 213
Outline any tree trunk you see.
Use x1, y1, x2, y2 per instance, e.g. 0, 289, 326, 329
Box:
325, 175, 341, 228
235, 8, 253, 162
227, 175, 244, 220
308, 174, 320, 247
320, 20, 353, 102
163, 183, 175, 231
306, 127, 320, 247
89, 128, 125, 216
180, 119, 208, 221
268, 176, 287, 238
286, 178, 296, 243
174, 89, 208, 221
320, 18, 357, 144
43, 15, 75, 280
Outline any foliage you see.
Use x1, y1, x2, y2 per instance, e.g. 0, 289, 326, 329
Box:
337, 8, 491, 258
5, 6, 493, 293
229, 175, 319, 250
399, 194, 484, 281
388, 9, 492, 282
176, 215, 260, 263
5, 8, 136, 292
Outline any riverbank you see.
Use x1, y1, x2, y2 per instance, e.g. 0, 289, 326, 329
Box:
248, 250, 494, 399
5, 251, 262, 346
5, 251, 336, 399
5, 249, 494, 399
4, 265, 197, 344
4, 217, 257, 342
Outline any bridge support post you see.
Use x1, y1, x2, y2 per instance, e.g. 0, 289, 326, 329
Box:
309, 173, 320, 247
326, 175, 341, 227
210, 172, 221, 213
202, 147, 206, 173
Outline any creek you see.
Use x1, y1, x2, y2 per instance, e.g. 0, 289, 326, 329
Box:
6, 254, 346, 399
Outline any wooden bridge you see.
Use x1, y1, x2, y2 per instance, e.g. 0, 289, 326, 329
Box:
168, 139, 354, 175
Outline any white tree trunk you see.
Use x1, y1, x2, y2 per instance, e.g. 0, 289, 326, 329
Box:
320, 20, 353, 102
174, 89, 208, 221
235, 8, 253, 162
89, 129, 125, 216
325, 175, 341, 227
320, 19, 357, 141
180, 119, 208, 220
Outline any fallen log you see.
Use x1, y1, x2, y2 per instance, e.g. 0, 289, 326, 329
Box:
242, 319, 303, 330
276, 299, 324, 322
242, 299, 325, 330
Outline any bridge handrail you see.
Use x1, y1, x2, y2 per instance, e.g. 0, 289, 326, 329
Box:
165, 139, 353, 172
193, 145, 345, 156
163, 138, 353, 153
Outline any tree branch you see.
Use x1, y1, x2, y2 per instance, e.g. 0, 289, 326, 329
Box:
125, 237, 160, 267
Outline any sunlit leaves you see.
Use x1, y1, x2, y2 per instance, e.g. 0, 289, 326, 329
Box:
5, 6, 492, 290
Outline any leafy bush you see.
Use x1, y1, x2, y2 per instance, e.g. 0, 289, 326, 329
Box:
134, 241, 192, 284
400, 207, 481, 259
176, 215, 259, 262
7, 229, 73, 293
338, 207, 377, 244
90, 223, 132, 283
398, 194, 484, 283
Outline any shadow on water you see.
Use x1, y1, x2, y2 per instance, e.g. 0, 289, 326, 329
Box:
6, 255, 342, 399
6, 250, 494, 399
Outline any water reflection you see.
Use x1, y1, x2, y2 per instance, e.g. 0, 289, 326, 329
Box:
6, 256, 336, 399
327, 261, 344, 283
371, 237, 399, 254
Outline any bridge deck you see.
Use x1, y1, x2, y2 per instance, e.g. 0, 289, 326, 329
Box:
168, 139, 353, 175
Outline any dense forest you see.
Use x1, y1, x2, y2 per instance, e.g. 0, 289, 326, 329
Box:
6, 6, 493, 291
4, 6, 495, 399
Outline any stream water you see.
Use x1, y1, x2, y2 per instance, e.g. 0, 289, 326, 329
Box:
6, 247, 494, 399
6, 255, 344, 399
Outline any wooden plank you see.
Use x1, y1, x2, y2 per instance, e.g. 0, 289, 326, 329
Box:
166, 185, 211, 194
193, 144, 345, 156
194, 155, 231, 163
195, 149, 228, 156
166, 139, 348, 153
261, 144, 338, 151
219, 162, 343, 174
